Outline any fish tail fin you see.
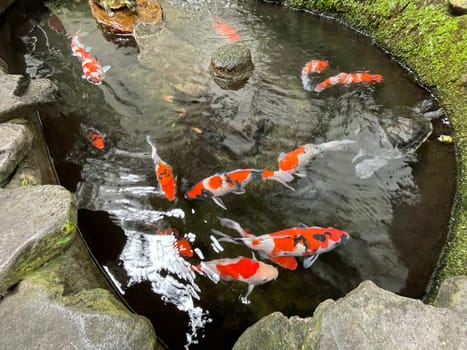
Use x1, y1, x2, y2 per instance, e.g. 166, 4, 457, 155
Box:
193, 262, 220, 283
211, 229, 241, 244
217, 217, 249, 237
145, 135, 160, 164
271, 171, 295, 191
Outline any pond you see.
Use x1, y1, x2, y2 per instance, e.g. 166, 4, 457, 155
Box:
0, 0, 456, 349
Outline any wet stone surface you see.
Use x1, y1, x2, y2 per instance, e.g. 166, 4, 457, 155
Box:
0, 122, 33, 187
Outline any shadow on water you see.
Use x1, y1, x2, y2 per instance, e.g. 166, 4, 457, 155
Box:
0, 0, 456, 349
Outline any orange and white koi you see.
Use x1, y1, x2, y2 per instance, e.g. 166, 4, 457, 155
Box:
277, 140, 355, 177
213, 217, 350, 270
184, 169, 294, 210
146, 135, 177, 201
85, 127, 106, 150
71, 32, 110, 85
212, 19, 240, 43
193, 256, 278, 303
301, 59, 329, 91
314, 72, 383, 92
158, 227, 193, 258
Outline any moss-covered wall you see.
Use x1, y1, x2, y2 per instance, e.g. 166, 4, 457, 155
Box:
286, 0, 467, 299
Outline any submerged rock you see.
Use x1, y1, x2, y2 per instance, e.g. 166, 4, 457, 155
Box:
210, 43, 254, 90
0, 185, 76, 295
0, 122, 33, 187
234, 279, 467, 350
0, 74, 57, 123
0, 57, 7, 74
89, 0, 163, 34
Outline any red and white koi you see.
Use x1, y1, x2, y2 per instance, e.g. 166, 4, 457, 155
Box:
85, 127, 106, 150
277, 140, 355, 177
193, 256, 278, 303
213, 217, 350, 270
158, 227, 194, 258
301, 59, 329, 91
70, 32, 111, 85
314, 72, 383, 92
146, 135, 177, 201
212, 19, 240, 43
184, 169, 294, 210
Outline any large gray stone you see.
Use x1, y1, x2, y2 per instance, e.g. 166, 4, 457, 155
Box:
210, 43, 253, 89
0, 269, 158, 350
5, 116, 58, 188
449, 0, 467, 15
0, 74, 57, 123
0, 122, 33, 187
433, 275, 467, 314
234, 279, 467, 350
0, 185, 76, 294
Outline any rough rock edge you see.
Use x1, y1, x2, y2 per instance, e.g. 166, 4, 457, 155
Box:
284, 0, 467, 301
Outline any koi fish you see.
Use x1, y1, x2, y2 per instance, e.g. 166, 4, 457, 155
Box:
193, 256, 278, 303
71, 32, 111, 85
184, 169, 294, 210
277, 140, 355, 177
85, 127, 106, 150
301, 60, 329, 91
314, 72, 383, 92
158, 227, 194, 258
146, 135, 177, 201
301, 60, 329, 75
71, 32, 89, 59
212, 19, 240, 43
213, 217, 350, 269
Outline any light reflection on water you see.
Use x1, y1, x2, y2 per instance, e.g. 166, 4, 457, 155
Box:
2, 0, 456, 348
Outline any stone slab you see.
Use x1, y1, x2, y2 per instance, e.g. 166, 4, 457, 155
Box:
0, 185, 76, 294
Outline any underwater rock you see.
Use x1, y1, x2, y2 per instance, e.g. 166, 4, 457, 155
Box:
0, 74, 57, 123
210, 43, 254, 90
0, 0, 14, 16
448, 0, 467, 15
234, 280, 467, 350
89, 0, 163, 34
0, 122, 33, 187
0, 185, 76, 295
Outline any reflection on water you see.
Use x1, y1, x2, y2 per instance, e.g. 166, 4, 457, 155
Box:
0, 0, 456, 348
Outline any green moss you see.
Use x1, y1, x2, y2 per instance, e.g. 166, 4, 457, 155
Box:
286, 0, 467, 298
19, 177, 37, 187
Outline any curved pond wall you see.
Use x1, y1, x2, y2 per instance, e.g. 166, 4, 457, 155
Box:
284, 0, 467, 299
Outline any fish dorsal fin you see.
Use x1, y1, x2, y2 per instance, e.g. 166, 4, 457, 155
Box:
277, 152, 286, 162
102, 65, 111, 73
298, 223, 308, 228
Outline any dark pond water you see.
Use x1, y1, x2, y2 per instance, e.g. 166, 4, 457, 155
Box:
0, 0, 457, 349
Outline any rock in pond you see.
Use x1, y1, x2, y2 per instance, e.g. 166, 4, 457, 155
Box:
210, 43, 254, 89
0, 122, 33, 187
89, 0, 163, 34
0, 74, 57, 123
233, 279, 467, 350
0, 57, 7, 74
0, 185, 76, 295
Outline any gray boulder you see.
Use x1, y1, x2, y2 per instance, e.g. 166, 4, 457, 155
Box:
0, 122, 33, 187
0, 266, 158, 350
433, 275, 467, 314
0, 185, 76, 294
0, 74, 57, 123
234, 279, 467, 350
449, 0, 467, 15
